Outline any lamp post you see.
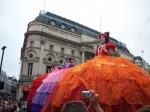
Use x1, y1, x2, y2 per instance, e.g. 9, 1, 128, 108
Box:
0, 46, 7, 75
141, 50, 144, 67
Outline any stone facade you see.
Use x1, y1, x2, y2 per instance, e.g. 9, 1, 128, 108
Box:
133, 56, 149, 70
18, 11, 133, 98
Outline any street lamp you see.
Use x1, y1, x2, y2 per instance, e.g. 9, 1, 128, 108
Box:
0, 46, 7, 75
141, 50, 144, 67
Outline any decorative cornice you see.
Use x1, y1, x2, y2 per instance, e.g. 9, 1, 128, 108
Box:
26, 30, 81, 46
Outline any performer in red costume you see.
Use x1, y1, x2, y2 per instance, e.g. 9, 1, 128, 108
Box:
95, 32, 116, 56
42, 32, 150, 112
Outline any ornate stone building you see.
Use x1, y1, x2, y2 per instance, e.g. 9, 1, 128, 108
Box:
18, 11, 133, 98
133, 56, 149, 70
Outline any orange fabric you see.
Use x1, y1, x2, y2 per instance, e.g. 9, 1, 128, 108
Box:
43, 56, 150, 112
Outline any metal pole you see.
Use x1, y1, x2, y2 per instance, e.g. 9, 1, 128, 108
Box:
0, 46, 7, 75
141, 50, 144, 67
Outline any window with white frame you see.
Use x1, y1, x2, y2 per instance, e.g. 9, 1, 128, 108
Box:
71, 50, 75, 56
50, 45, 54, 51
27, 63, 33, 76
61, 47, 65, 53
30, 41, 34, 47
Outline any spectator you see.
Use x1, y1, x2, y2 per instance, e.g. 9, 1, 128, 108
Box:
60, 90, 104, 112
15, 102, 23, 112
0, 96, 4, 112
60, 101, 87, 112
21, 100, 27, 111
137, 105, 150, 112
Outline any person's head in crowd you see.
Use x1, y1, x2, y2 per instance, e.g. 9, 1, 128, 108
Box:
61, 90, 104, 112
0, 99, 4, 106
60, 101, 87, 112
0, 96, 2, 100
17, 102, 22, 109
137, 105, 150, 112
66, 57, 72, 63
12, 104, 17, 112
64, 57, 75, 68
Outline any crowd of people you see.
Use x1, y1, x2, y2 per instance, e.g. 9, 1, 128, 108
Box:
1, 92, 150, 112
0, 95, 28, 112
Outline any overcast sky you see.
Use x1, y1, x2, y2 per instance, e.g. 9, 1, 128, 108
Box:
0, 0, 150, 79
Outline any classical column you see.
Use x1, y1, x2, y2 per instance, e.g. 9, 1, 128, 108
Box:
38, 40, 45, 74
18, 85, 23, 100
81, 51, 85, 63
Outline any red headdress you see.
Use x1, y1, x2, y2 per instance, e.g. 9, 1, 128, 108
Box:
97, 32, 110, 43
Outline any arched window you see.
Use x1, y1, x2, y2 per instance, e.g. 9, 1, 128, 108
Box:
70, 27, 76, 32
61, 24, 66, 29
60, 59, 64, 64
27, 50, 37, 60
48, 57, 52, 62
45, 54, 55, 64
51, 20, 56, 26
29, 53, 33, 59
